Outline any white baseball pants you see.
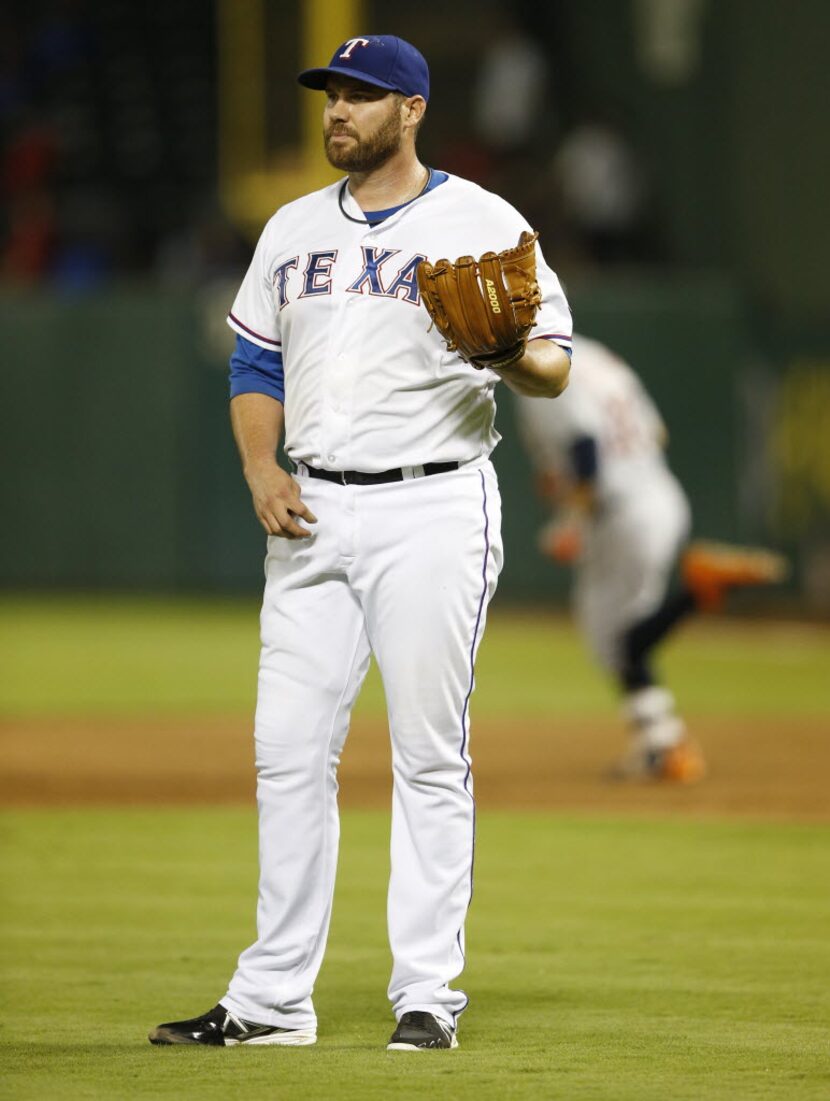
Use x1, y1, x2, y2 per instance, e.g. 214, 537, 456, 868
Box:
221, 460, 502, 1031
574, 470, 691, 671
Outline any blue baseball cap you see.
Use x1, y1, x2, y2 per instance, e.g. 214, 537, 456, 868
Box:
297, 35, 429, 101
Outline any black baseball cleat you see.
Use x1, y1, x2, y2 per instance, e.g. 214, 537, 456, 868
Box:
387, 1010, 458, 1051
148, 1003, 317, 1046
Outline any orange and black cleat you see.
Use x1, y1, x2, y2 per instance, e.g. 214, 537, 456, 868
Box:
682, 541, 789, 611
611, 736, 707, 784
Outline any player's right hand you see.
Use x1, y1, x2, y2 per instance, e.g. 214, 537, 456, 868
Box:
245, 461, 318, 539
538, 516, 582, 564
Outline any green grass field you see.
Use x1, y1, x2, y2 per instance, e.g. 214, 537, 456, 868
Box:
2, 809, 829, 1100
2, 597, 829, 1099
1, 595, 828, 718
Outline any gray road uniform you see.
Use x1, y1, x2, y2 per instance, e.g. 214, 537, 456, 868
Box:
515, 334, 690, 673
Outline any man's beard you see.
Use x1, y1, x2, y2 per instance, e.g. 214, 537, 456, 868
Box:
324, 109, 402, 172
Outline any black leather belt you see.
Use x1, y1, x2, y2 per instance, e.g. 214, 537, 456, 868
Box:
302, 461, 459, 486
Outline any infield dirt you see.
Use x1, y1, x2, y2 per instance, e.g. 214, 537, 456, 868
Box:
2, 712, 827, 819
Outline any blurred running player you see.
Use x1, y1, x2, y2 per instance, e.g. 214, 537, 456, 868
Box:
514, 333, 787, 781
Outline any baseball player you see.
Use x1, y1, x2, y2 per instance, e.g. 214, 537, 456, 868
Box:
149, 35, 572, 1052
514, 333, 786, 781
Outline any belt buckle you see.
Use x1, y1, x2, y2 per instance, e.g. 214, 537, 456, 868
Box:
340, 470, 348, 486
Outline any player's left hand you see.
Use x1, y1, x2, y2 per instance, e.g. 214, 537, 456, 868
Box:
417, 231, 541, 371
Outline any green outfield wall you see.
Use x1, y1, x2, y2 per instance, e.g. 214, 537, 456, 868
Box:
1, 280, 826, 605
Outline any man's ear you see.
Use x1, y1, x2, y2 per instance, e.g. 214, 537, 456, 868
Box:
403, 95, 426, 128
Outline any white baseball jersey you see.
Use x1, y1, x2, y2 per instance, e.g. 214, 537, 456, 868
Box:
514, 333, 671, 506
227, 172, 572, 472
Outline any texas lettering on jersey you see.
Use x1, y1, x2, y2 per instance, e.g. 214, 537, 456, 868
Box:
272, 248, 427, 309
227, 172, 572, 470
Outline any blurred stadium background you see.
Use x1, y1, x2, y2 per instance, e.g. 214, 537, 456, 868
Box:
1, 0, 829, 606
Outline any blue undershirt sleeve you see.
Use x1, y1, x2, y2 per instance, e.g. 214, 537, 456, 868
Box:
229, 334, 285, 403
569, 434, 599, 482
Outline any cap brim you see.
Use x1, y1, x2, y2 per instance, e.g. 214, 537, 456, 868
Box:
297, 65, 399, 92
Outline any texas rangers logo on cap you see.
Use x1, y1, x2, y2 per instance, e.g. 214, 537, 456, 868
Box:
297, 35, 430, 101
339, 38, 371, 59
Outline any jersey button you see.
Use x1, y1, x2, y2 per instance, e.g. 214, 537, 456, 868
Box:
328, 454, 337, 463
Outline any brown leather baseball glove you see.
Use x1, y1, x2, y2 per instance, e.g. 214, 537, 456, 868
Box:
417, 230, 542, 370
